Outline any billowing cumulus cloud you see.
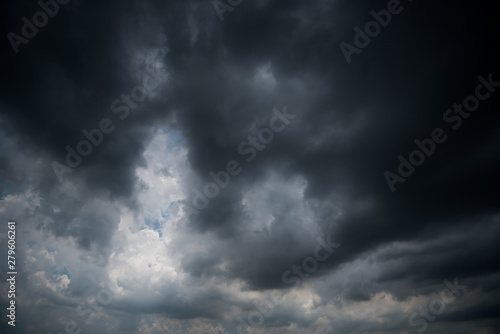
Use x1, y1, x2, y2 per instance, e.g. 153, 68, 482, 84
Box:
0, 0, 499, 333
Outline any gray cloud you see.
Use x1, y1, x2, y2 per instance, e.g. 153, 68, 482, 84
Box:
0, 0, 499, 333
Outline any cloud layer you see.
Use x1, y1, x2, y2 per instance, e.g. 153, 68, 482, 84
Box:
1, 0, 499, 333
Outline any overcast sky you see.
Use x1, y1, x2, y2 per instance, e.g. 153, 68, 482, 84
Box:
1, 0, 500, 333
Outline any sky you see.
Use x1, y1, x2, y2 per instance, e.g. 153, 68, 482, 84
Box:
0, 0, 499, 333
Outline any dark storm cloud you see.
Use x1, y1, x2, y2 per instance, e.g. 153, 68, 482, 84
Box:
1, 0, 500, 333
1, 0, 168, 196
163, 1, 500, 330
1, 0, 173, 254
159, 0, 500, 293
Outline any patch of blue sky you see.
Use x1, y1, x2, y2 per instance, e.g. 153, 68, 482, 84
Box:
161, 201, 179, 221
144, 217, 163, 237
52, 266, 71, 279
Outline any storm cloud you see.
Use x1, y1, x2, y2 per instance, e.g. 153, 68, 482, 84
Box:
1, 0, 499, 333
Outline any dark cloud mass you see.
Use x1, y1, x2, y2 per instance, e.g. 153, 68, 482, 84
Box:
0, 0, 499, 333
